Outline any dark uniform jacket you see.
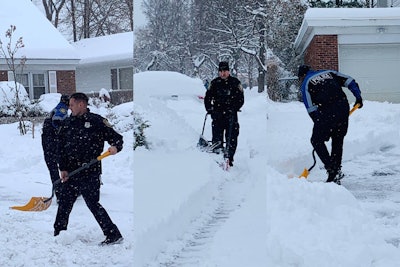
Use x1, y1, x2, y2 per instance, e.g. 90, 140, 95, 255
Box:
204, 76, 244, 114
42, 102, 69, 163
300, 70, 361, 121
58, 109, 123, 176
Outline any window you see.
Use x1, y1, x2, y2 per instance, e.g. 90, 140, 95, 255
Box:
32, 74, 45, 99
15, 73, 46, 100
111, 67, 133, 90
15, 74, 29, 95
111, 69, 118, 90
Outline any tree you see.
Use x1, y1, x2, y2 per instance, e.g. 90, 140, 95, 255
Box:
34, 0, 133, 41
41, 0, 67, 28
137, 0, 192, 72
136, 0, 311, 97
0, 26, 29, 135
308, 0, 365, 7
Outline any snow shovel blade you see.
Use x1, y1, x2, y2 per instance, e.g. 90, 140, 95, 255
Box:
299, 105, 360, 179
299, 168, 309, 178
10, 151, 112, 212
10, 197, 52, 212
197, 135, 209, 148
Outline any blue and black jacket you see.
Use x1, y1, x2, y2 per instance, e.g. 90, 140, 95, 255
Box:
300, 70, 361, 119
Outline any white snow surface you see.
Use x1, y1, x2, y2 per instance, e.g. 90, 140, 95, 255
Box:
0, 0, 78, 59
72, 32, 133, 64
0, 96, 133, 266
3, 69, 400, 266
134, 71, 400, 266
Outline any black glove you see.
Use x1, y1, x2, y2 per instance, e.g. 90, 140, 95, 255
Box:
354, 97, 363, 109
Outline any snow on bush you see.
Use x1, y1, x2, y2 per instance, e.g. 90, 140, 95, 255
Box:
0, 81, 32, 116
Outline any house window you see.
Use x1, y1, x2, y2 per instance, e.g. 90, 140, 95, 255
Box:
32, 74, 45, 99
111, 69, 118, 89
15, 73, 46, 100
15, 74, 29, 95
111, 67, 133, 90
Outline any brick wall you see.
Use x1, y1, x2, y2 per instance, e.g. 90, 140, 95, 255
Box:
0, 71, 8, 81
304, 35, 338, 71
57, 70, 76, 95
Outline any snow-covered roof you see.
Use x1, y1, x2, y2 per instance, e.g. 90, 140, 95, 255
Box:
295, 8, 400, 54
0, 0, 79, 60
73, 32, 133, 65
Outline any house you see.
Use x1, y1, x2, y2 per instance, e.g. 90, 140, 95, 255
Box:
294, 8, 400, 102
73, 32, 133, 103
0, 0, 79, 100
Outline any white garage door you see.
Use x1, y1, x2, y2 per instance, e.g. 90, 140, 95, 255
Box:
339, 44, 400, 103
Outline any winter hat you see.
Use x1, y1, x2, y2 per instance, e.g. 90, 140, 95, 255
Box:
218, 61, 230, 71
298, 65, 311, 77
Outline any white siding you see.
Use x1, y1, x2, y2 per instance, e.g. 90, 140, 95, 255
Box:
339, 44, 400, 102
75, 65, 111, 93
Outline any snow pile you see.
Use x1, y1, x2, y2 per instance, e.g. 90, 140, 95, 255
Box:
0, 96, 133, 266
134, 70, 400, 266
0, 81, 31, 115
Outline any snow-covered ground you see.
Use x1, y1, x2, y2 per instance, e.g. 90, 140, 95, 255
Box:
3, 70, 400, 266
0, 94, 133, 266
134, 71, 400, 266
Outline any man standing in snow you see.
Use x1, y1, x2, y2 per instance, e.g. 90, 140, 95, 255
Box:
204, 61, 244, 167
298, 65, 363, 184
41, 94, 69, 201
54, 92, 124, 245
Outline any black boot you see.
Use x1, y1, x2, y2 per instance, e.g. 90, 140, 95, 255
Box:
334, 170, 344, 185
228, 156, 234, 167
100, 229, 123, 246
326, 169, 343, 185
326, 169, 338, 183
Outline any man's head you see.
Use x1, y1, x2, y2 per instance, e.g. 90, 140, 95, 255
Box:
218, 61, 230, 79
298, 65, 311, 81
69, 92, 89, 116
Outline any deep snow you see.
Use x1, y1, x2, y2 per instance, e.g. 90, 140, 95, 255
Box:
134, 71, 400, 267
2, 69, 400, 266
0, 94, 133, 266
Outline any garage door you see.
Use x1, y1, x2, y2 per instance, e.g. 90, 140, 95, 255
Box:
339, 44, 400, 103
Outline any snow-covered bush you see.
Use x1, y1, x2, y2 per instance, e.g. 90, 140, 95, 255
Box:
133, 111, 150, 150
105, 102, 134, 133
0, 81, 31, 116
0, 82, 48, 117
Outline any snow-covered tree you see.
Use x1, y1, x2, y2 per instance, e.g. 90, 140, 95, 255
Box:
33, 0, 133, 41
136, 0, 307, 95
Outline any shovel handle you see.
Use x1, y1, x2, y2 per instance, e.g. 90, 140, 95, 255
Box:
349, 103, 360, 116
97, 150, 111, 161
67, 151, 112, 178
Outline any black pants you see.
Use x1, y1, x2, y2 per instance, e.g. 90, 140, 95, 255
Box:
311, 108, 349, 172
42, 134, 61, 198
54, 173, 119, 236
211, 112, 239, 161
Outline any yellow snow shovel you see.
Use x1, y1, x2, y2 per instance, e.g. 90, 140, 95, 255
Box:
299, 103, 360, 178
349, 103, 360, 116
10, 151, 111, 212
